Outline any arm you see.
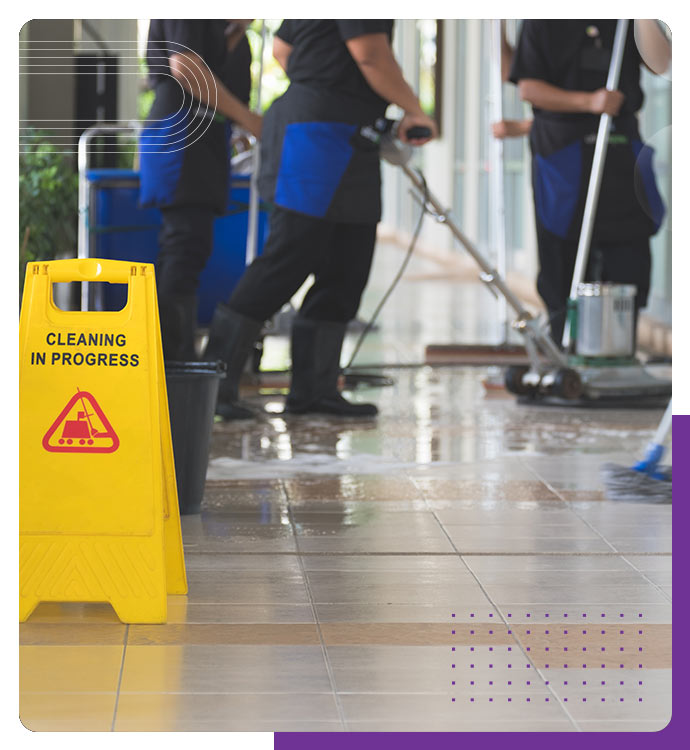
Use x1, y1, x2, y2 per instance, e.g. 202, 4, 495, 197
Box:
518, 78, 625, 116
273, 36, 293, 73
492, 118, 532, 139
226, 20, 253, 52
169, 51, 262, 138
345, 33, 437, 144
634, 19, 671, 75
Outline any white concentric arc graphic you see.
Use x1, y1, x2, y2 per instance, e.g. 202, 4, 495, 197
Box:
19, 39, 222, 154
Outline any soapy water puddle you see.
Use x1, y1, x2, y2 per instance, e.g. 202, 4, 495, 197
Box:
206, 452, 441, 480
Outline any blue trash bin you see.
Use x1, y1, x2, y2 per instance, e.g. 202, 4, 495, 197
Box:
85, 169, 268, 325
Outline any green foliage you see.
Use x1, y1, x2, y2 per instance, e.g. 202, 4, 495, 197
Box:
247, 20, 289, 113
19, 131, 79, 290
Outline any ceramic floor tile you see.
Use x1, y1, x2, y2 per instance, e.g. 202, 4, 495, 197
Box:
283, 475, 422, 501
586, 522, 673, 537
481, 583, 669, 606
321, 623, 504, 646
434, 507, 587, 526
127, 623, 320, 646
339, 692, 570, 723
346, 719, 576, 731
413, 479, 561, 502
119, 719, 344, 732
127, 622, 319, 646
578, 719, 672, 732
314, 603, 497, 623
546, 678, 671, 722
19, 623, 127, 646
306, 569, 477, 587
301, 554, 466, 572
468, 570, 653, 588
308, 581, 493, 606
119, 645, 332, 693
289, 498, 431, 513
296, 535, 456, 554
20, 692, 117, 732
326, 645, 524, 692
182, 579, 309, 605
20, 646, 124, 693
628, 570, 672, 588
183, 537, 299, 554
294, 514, 443, 537
491, 605, 673, 624
505, 624, 671, 670
462, 555, 634, 573
166, 601, 316, 624
443, 523, 602, 541
608, 538, 672, 554
567, 504, 672, 523
443, 533, 613, 554
291, 507, 437, 525
114, 692, 340, 731
623, 555, 673, 573
183, 553, 302, 573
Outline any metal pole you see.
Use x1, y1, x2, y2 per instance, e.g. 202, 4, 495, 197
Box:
489, 19, 509, 343
78, 124, 132, 310
245, 21, 266, 266
562, 19, 629, 349
402, 163, 569, 369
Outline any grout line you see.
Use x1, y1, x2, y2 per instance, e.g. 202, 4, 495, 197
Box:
283, 481, 349, 731
617, 554, 673, 604
110, 624, 129, 732
430, 511, 583, 732
521, 460, 673, 603
520, 460, 620, 555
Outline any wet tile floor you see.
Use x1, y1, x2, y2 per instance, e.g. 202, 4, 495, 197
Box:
19, 243, 672, 732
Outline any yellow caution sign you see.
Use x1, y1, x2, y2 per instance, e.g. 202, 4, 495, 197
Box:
19, 259, 187, 623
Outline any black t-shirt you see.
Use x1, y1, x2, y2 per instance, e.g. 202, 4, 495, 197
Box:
147, 20, 232, 86
276, 20, 394, 116
509, 20, 644, 125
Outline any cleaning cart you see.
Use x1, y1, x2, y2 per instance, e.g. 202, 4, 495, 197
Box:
76, 125, 269, 324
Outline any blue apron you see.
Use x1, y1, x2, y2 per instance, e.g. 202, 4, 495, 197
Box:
259, 83, 383, 224
531, 114, 665, 242
138, 80, 231, 214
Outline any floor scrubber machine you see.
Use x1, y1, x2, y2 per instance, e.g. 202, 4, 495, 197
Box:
383, 19, 670, 406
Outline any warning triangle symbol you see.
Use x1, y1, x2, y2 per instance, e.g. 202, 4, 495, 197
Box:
42, 389, 119, 454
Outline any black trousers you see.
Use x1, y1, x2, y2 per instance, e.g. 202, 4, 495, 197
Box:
229, 206, 377, 324
536, 222, 652, 345
156, 205, 215, 298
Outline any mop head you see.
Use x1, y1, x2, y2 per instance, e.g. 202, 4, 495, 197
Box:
600, 463, 672, 504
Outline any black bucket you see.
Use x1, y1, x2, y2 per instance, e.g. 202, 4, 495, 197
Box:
165, 360, 226, 515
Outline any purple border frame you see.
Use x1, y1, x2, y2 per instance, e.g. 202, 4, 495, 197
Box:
275, 416, 681, 746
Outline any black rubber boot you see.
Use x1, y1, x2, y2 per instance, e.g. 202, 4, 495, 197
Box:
285, 318, 378, 417
158, 294, 198, 361
203, 303, 263, 420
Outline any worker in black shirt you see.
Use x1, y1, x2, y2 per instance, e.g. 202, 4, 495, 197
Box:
509, 20, 670, 345
204, 20, 436, 420
139, 20, 261, 361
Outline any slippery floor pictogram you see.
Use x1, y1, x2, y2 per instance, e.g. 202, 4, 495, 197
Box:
42, 389, 119, 453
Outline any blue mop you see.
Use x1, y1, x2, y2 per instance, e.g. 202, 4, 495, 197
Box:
601, 400, 672, 503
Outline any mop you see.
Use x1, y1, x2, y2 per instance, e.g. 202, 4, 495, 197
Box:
601, 400, 672, 503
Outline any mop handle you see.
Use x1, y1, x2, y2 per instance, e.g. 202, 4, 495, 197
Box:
562, 19, 629, 349
653, 399, 673, 446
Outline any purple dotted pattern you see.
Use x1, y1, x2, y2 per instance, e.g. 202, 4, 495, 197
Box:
450, 611, 646, 705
